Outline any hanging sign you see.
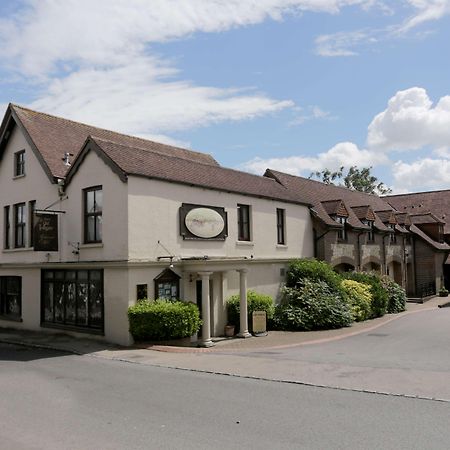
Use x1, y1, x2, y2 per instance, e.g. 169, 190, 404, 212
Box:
34, 213, 59, 251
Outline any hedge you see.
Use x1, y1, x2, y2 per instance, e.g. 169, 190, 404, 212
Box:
128, 299, 201, 341
341, 279, 372, 322
273, 279, 352, 331
381, 276, 406, 313
227, 290, 275, 328
286, 258, 344, 293
342, 272, 388, 318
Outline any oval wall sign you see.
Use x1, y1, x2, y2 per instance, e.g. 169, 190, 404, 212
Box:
185, 208, 225, 239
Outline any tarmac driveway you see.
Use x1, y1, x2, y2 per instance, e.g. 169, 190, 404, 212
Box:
121, 307, 450, 401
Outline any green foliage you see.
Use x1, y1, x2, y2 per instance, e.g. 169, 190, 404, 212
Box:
286, 258, 344, 293
310, 166, 392, 195
128, 299, 201, 341
272, 279, 352, 331
342, 272, 388, 318
381, 276, 406, 313
341, 279, 372, 322
227, 290, 275, 328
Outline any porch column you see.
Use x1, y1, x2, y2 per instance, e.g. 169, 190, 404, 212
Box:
237, 268, 251, 338
198, 271, 214, 347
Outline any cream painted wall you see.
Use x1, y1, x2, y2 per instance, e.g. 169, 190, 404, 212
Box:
127, 176, 314, 262
0, 126, 59, 264
63, 150, 128, 262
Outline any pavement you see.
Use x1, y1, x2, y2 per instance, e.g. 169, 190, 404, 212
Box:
1, 296, 449, 401
0, 296, 444, 355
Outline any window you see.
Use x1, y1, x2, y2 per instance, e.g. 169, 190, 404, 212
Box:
276, 208, 286, 245
14, 203, 26, 248
4, 206, 10, 249
136, 284, 148, 301
363, 220, 374, 242
84, 186, 102, 243
237, 204, 251, 241
389, 223, 396, 244
14, 150, 25, 177
334, 215, 347, 241
0, 277, 22, 320
154, 269, 180, 300
41, 269, 103, 331
29, 201, 36, 247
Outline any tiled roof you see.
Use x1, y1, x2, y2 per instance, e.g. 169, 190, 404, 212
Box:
6, 104, 219, 179
386, 190, 450, 234
321, 199, 349, 216
409, 212, 444, 225
410, 224, 450, 251
66, 136, 306, 205
265, 169, 391, 231
375, 210, 397, 224
265, 169, 393, 210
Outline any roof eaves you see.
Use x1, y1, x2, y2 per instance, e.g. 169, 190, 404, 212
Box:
64, 136, 128, 186
8, 104, 56, 183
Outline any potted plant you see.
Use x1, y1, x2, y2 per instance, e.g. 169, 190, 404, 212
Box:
224, 324, 235, 337
439, 287, 449, 297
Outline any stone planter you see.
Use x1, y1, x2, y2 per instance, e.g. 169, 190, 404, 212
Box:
224, 325, 235, 337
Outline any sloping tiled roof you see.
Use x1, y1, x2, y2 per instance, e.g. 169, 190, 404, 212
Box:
66, 136, 307, 205
409, 212, 444, 225
4, 104, 219, 179
409, 224, 450, 251
265, 169, 392, 230
321, 199, 349, 216
386, 190, 450, 234
375, 210, 397, 224
265, 169, 393, 211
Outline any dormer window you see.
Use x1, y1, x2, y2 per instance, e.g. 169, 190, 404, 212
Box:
362, 219, 375, 242
334, 215, 347, 241
14, 150, 25, 177
389, 223, 397, 244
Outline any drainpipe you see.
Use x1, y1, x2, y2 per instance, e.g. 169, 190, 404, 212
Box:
382, 233, 389, 276
356, 231, 365, 271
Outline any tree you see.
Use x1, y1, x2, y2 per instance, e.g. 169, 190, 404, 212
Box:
310, 166, 392, 195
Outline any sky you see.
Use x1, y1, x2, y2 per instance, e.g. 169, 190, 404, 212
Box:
1, 1, 450, 194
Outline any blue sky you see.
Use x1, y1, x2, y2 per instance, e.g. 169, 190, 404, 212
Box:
1, 1, 450, 193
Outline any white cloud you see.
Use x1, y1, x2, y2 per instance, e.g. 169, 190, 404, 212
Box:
314, 1, 450, 57
29, 59, 293, 134
0, 0, 371, 78
239, 141, 389, 175
288, 105, 335, 125
315, 30, 370, 56
367, 87, 450, 151
399, 0, 450, 33
391, 158, 450, 193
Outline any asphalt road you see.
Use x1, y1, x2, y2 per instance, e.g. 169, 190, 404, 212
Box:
1, 343, 449, 450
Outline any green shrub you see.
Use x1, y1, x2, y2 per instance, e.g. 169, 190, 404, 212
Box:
128, 299, 201, 341
272, 279, 352, 331
341, 279, 372, 322
286, 259, 344, 292
342, 272, 388, 318
227, 290, 275, 328
381, 276, 406, 313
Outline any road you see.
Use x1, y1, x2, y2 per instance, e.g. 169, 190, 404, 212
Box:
1, 342, 449, 450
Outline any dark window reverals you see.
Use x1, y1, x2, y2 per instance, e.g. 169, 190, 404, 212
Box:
14, 203, 26, 248
41, 269, 103, 331
4, 205, 10, 249
84, 187, 103, 243
237, 204, 250, 241
0, 276, 22, 319
14, 150, 25, 177
276, 208, 286, 245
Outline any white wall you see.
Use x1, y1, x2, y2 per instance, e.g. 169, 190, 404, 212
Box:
127, 176, 314, 262
0, 126, 59, 264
